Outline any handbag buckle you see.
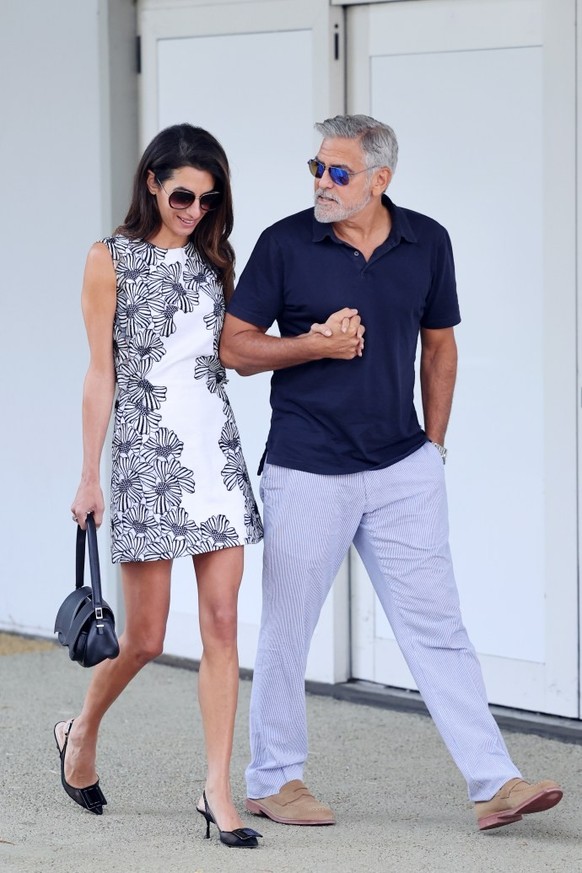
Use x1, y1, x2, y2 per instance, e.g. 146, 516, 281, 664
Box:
94, 607, 104, 620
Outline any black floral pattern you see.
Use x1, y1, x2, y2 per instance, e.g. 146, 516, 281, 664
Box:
125, 364, 167, 412
160, 507, 201, 544
183, 261, 217, 297
219, 416, 243, 485
194, 355, 228, 397
116, 283, 152, 339
116, 356, 150, 394
123, 399, 162, 436
218, 420, 241, 456
244, 495, 264, 542
204, 298, 225, 336
112, 455, 156, 511
200, 515, 240, 549
112, 423, 142, 462
142, 427, 184, 465
218, 417, 263, 541
221, 454, 246, 492
111, 505, 158, 563
128, 239, 166, 267
149, 261, 199, 313
150, 295, 180, 338
116, 250, 149, 285
130, 328, 166, 365
143, 458, 195, 515
102, 235, 263, 563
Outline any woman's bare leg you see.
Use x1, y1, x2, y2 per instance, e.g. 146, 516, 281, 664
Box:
194, 546, 244, 831
55, 559, 172, 788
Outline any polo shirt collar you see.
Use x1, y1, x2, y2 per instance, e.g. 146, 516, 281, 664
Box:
312, 194, 418, 246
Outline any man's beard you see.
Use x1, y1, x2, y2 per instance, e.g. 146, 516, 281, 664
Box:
314, 187, 372, 223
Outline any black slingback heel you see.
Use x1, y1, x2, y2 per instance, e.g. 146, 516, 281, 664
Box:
53, 719, 107, 815
196, 790, 262, 848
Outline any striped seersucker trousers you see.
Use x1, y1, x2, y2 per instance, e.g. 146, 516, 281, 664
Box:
245, 442, 521, 802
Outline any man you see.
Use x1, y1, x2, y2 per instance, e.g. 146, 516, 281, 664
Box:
219, 115, 562, 831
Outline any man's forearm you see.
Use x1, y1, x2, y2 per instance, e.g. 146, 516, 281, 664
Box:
420, 346, 457, 445
220, 329, 323, 376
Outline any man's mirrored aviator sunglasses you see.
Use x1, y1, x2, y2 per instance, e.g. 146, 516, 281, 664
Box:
307, 158, 381, 187
156, 177, 221, 212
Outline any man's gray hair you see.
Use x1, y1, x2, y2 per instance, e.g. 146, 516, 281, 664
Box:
314, 114, 398, 172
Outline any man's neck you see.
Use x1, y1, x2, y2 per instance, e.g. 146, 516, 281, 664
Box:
333, 198, 391, 260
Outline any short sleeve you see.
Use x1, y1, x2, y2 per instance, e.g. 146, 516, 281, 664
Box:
227, 230, 284, 329
420, 227, 461, 329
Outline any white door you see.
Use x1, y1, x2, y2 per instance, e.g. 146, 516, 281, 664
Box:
347, 0, 578, 716
138, 0, 351, 681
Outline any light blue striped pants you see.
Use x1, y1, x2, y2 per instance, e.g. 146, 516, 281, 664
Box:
246, 442, 521, 802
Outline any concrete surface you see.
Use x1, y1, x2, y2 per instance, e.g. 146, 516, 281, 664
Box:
0, 634, 580, 873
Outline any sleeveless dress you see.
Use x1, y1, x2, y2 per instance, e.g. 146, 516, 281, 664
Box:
102, 235, 263, 563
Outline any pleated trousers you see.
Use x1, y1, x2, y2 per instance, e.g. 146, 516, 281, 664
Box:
245, 442, 521, 801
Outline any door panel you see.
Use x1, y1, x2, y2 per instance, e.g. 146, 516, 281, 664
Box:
348, 0, 578, 716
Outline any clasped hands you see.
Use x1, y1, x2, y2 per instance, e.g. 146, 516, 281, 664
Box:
309, 307, 365, 359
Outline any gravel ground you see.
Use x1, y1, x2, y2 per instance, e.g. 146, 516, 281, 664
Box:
0, 633, 580, 873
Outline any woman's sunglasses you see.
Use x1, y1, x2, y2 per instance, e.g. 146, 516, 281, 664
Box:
307, 158, 380, 187
156, 178, 221, 212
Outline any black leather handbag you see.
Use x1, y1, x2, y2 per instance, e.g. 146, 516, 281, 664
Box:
54, 513, 120, 667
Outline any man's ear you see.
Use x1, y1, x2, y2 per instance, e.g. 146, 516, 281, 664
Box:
374, 166, 393, 194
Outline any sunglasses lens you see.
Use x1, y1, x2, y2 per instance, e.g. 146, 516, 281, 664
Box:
199, 192, 221, 212
308, 160, 349, 185
329, 167, 350, 186
168, 190, 195, 209
308, 159, 324, 179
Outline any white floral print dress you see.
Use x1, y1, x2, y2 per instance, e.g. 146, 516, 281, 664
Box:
103, 235, 263, 563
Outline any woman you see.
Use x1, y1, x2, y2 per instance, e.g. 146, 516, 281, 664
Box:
55, 124, 263, 849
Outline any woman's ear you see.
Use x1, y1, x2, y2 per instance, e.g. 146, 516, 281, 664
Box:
146, 169, 159, 196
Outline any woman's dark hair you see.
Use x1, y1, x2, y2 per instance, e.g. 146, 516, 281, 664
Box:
116, 124, 235, 297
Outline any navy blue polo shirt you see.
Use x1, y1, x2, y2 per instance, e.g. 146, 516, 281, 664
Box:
228, 195, 461, 474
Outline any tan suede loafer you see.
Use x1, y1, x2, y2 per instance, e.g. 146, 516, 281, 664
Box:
476, 777, 563, 830
246, 779, 336, 825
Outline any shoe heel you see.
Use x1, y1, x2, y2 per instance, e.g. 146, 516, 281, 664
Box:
478, 812, 523, 830
197, 791, 261, 848
196, 807, 211, 839
245, 798, 264, 816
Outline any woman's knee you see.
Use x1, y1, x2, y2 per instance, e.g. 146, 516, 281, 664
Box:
201, 604, 238, 647
123, 630, 165, 664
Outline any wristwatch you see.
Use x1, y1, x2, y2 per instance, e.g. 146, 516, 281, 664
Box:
432, 442, 447, 464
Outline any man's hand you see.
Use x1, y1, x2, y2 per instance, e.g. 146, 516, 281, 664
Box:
310, 307, 365, 358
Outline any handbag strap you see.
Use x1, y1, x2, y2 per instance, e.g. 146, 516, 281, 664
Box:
75, 514, 104, 611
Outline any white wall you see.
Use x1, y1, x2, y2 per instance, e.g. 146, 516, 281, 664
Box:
0, 0, 137, 635
1, 0, 579, 716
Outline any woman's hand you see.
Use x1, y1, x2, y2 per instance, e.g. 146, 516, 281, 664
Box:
71, 480, 105, 529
